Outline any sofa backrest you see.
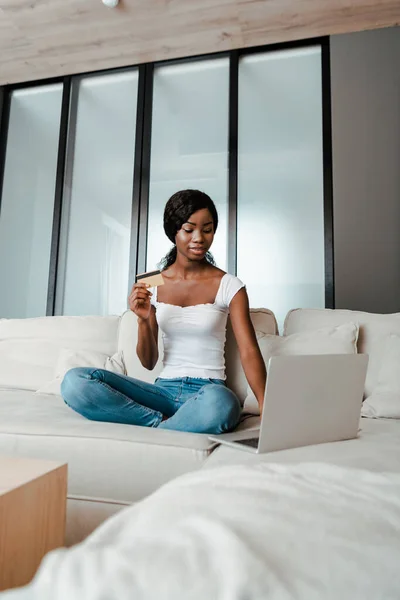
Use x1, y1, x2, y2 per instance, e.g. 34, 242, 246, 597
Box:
0, 315, 120, 391
284, 308, 400, 398
119, 308, 278, 403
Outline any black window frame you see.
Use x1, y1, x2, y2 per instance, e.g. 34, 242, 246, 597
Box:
0, 37, 334, 317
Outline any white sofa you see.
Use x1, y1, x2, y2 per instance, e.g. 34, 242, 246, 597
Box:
1, 306, 400, 547
0, 308, 277, 545
205, 307, 400, 472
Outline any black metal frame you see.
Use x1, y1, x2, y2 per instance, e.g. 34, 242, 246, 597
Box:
0, 36, 334, 316
128, 65, 146, 292
46, 78, 71, 316
321, 38, 335, 309
136, 63, 154, 277
128, 63, 154, 289
0, 88, 10, 221
0, 88, 3, 157
52, 78, 80, 315
228, 50, 239, 276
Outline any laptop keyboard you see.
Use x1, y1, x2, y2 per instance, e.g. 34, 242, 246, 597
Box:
236, 437, 259, 449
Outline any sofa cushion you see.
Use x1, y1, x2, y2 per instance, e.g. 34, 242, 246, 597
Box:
118, 308, 278, 404
0, 390, 257, 503
202, 418, 400, 474
35, 349, 126, 396
244, 322, 359, 413
284, 308, 400, 398
0, 316, 120, 391
0, 389, 215, 504
362, 334, 400, 419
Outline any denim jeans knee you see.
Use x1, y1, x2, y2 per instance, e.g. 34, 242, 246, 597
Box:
200, 384, 242, 433
61, 367, 94, 411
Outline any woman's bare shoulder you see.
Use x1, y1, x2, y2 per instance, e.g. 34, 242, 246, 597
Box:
207, 266, 226, 280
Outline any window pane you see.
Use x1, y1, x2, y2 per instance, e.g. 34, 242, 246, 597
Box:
0, 84, 62, 318
237, 48, 324, 331
56, 71, 138, 316
146, 58, 229, 271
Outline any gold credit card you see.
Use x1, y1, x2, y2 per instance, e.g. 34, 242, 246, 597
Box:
135, 269, 164, 287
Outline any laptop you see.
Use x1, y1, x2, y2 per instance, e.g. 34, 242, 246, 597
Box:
209, 354, 368, 454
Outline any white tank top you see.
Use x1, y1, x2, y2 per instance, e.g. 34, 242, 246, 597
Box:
150, 273, 245, 380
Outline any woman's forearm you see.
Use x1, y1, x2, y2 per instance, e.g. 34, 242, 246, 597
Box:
136, 318, 159, 370
240, 347, 266, 412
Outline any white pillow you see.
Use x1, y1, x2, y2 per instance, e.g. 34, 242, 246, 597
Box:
361, 334, 400, 419
0, 339, 59, 391
244, 322, 359, 414
35, 349, 126, 396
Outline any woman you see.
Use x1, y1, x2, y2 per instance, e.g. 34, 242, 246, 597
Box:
62, 189, 266, 434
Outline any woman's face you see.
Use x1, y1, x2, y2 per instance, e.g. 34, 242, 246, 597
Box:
175, 208, 215, 261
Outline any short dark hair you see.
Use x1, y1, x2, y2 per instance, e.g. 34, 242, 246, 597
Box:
159, 189, 218, 270
163, 189, 218, 242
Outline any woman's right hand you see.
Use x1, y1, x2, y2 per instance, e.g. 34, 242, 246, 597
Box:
128, 282, 152, 321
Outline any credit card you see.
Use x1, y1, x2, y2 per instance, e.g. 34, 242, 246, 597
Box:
135, 269, 164, 287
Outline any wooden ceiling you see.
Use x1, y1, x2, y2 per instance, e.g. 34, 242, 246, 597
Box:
0, 0, 399, 85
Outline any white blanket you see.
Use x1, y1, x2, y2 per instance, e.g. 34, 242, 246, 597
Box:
3, 463, 400, 600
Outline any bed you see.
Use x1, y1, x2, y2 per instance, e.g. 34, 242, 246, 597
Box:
2, 418, 400, 600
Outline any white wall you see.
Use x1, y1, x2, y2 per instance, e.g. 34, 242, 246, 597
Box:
330, 26, 400, 313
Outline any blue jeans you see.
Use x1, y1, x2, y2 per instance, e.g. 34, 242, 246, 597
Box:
61, 368, 242, 434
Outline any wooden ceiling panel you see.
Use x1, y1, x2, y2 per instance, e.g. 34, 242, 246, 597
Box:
238, 0, 400, 46
0, 0, 399, 85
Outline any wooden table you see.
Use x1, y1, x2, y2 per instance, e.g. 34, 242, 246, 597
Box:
0, 456, 67, 591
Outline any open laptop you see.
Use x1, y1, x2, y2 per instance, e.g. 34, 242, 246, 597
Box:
209, 354, 368, 454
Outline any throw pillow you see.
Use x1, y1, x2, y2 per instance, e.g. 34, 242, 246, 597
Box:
244, 322, 359, 414
35, 349, 126, 396
361, 334, 400, 419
